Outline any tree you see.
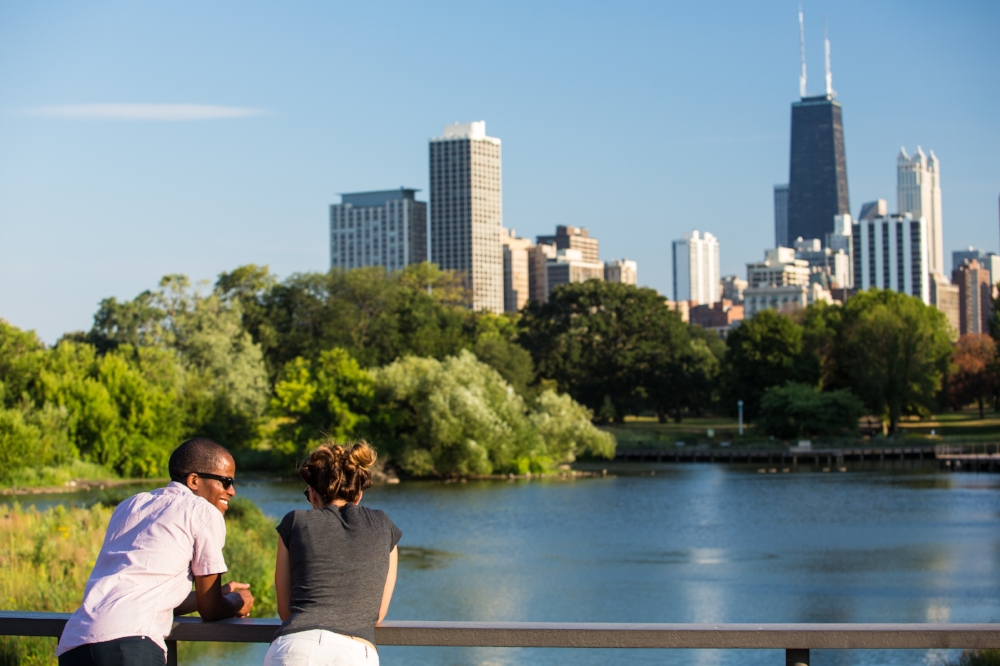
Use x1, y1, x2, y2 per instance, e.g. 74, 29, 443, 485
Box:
371, 350, 613, 477
518, 281, 691, 423
721, 309, 811, 421
949, 335, 998, 418
833, 289, 953, 433
757, 382, 865, 439
270, 349, 375, 456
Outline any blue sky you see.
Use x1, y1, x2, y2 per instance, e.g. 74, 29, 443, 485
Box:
1, 0, 998, 343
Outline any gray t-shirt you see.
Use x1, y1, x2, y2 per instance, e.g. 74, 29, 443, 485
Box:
275, 504, 402, 645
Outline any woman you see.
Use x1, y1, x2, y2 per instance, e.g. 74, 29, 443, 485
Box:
265, 441, 400, 666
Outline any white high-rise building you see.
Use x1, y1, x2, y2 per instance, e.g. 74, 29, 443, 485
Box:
330, 189, 427, 271
898, 147, 943, 273
852, 213, 930, 304
430, 121, 504, 313
672, 230, 720, 304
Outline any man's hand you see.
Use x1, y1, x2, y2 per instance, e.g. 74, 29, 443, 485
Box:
224, 582, 254, 618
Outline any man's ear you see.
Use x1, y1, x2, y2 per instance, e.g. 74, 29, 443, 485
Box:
185, 473, 199, 491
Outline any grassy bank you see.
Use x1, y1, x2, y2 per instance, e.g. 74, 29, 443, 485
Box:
604, 409, 1000, 450
0, 496, 277, 666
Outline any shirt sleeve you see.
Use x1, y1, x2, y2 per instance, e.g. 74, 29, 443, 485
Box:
276, 511, 295, 549
387, 515, 402, 551
191, 505, 228, 577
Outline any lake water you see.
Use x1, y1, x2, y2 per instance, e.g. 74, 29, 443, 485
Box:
20, 462, 1000, 666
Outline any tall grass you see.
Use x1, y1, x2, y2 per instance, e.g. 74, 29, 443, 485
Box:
0, 496, 277, 666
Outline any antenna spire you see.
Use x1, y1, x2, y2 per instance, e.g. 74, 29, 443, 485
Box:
798, 6, 807, 98
824, 15, 834, 97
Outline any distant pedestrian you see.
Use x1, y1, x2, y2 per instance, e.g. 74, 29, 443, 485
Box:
57, 438, 255, 666
265, 441, 400, 666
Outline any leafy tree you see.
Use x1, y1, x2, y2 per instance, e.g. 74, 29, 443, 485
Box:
518, 281, 691, 423
721, 309, 811, 420
270, 349, 375, 456
371, 350, 612, 477
757, 382, 865, 439
949, 334, 998, 418
0, 320, 45, 408
832, 289, 953, 433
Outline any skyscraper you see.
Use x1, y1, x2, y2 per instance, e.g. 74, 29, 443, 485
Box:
604, 259, 637, 285
330, 188, 427, 271
785, 12, 850, 247
501, 228, 532, 313
430, 121, 504, 313
897, 147, 943, 273
774, 184, 789, 248
672, 231, 720, 304
852, 213, 930, 304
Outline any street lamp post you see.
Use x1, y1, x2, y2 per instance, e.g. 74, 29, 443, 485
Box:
738, 400, 744, 437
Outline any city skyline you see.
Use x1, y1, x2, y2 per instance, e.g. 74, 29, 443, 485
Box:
1, 1, 998, 342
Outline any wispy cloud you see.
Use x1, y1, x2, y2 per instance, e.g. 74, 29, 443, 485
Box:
18, 104, 271, 121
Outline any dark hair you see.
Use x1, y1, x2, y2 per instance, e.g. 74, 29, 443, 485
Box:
299, 441, 376, 505
169, 438, 232, 483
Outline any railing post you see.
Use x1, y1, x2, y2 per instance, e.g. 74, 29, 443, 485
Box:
166, 639, 178, 666
786, 648, 809, 666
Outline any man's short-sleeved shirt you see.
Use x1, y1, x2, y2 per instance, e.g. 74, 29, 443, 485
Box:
56, 482, 228, 656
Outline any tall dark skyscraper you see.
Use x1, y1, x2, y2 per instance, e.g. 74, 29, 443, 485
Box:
784, 10, 849, 247
786, 94, 850, 247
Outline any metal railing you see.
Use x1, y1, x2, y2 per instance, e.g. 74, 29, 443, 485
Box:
2, 612, 999, 666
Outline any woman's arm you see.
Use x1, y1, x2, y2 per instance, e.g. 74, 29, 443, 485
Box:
275, 537, 292, 622
377, 546, 398, 624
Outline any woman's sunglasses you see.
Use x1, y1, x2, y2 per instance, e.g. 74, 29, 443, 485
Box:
194, 472, 235, 490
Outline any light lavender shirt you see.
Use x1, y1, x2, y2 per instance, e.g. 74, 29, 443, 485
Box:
56, 482, 228, 656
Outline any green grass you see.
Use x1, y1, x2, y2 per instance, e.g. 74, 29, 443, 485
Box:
1, 461, 118, 491
0, 496, 278, 666
603, 410, 1000, 450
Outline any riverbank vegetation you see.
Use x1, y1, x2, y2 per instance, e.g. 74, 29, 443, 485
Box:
2, 262, 997, 486
0, 497, 276, 666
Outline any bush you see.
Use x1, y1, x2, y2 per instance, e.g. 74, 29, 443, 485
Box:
757, 382, 865, 439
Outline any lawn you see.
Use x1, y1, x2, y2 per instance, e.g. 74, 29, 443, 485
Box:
602, 409, 1000, 450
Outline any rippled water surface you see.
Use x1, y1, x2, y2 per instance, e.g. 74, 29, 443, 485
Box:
32, 463, 1000, 666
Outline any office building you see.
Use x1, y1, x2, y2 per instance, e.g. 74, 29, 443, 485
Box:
720, 275, 748, 303
744, 282, 835, 318
794, 237, 851, 288
898, 147, 943, 273
953, 259, 993, 335
672, 230, 720, 304
952, 247, 990, 274
689, 300, 744, 339
330, 188, 427, 271
536, 226, 599, 264
501, 228, 532, 313
430, 121, 504, 313
785, 10, 850, 247
851, 213, 930, 304
545, 249, 604, 299
746, 247, 810, 289
527, 243, 557, 304
858, 199, 887, 221
929, 272, 960, 339
604, 259, 637, 285
774, 184, 789, 248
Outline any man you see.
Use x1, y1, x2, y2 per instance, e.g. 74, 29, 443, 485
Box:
57, 438, 255, 666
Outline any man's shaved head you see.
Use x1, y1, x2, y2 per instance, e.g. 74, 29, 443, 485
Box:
169, 438, 232, 482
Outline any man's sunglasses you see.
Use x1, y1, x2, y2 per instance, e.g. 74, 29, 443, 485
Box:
194, 472, 235, 490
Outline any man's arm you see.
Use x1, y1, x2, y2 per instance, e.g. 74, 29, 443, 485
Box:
174, 581, 251, 617
194, 574, 254, 621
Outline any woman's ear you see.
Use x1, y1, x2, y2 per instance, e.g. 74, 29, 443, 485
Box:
353, 490, 363, 506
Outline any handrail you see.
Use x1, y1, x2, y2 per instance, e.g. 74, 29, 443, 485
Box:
3, 612, 999, 666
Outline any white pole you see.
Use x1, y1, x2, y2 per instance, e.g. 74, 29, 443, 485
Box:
738, 400, 744, 437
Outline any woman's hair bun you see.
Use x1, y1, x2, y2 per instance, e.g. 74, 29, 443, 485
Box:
298, 439, 376, 505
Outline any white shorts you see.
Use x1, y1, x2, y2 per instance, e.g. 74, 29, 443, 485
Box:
263, 629, 379, 666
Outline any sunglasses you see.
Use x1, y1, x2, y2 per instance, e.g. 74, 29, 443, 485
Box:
194, 472, 235, 490
302, 488, 311, 501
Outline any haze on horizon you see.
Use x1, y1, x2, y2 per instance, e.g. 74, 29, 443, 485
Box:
1, 0, 997, 343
